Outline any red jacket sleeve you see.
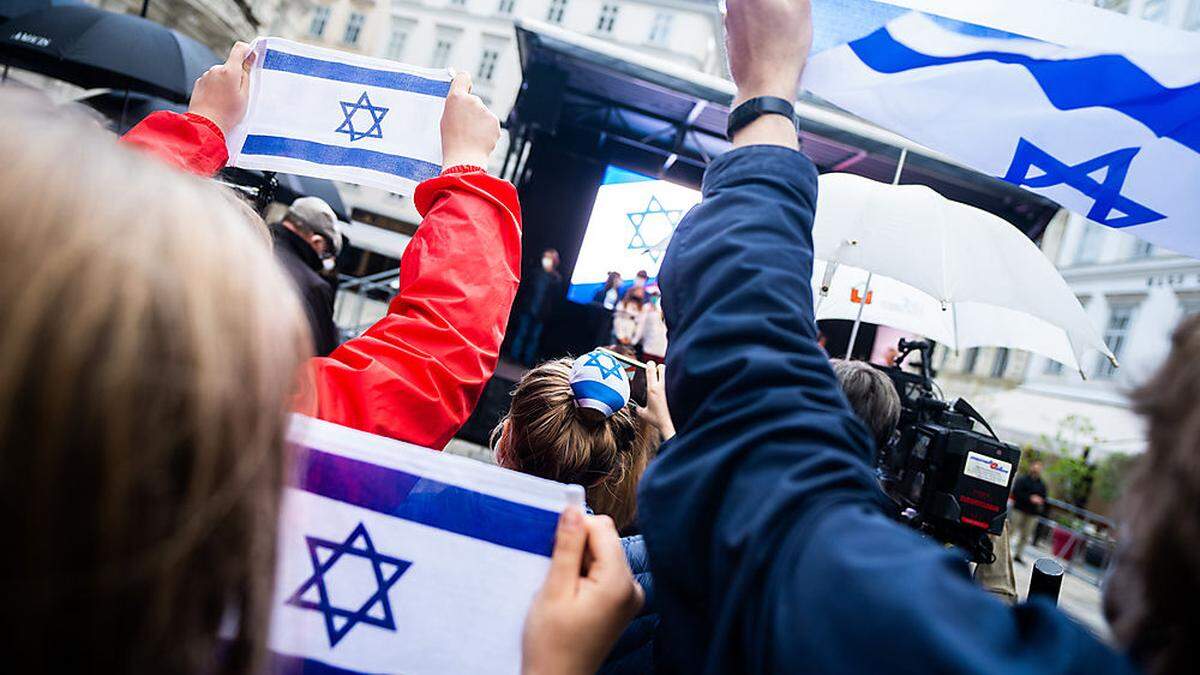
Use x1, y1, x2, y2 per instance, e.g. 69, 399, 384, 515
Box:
295, 169, 523, 449
120, 111, 228, 176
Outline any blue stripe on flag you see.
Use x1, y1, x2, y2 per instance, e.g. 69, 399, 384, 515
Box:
291, 446, 561, 557
570, 380, 627, 414
262, 49, 451, 97
240, 135, 441, 182
268, 652, 381, 675
849, 27, 1200, 153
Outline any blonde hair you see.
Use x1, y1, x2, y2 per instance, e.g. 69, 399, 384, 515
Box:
492, 358, 657, 531
0, 93, 309, 673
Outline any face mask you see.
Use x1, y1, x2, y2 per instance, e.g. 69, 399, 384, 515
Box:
542, 257, 554, 271
322, 257, 336, 272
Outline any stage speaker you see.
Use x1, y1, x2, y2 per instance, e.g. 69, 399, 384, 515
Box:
516, 63, 568, 132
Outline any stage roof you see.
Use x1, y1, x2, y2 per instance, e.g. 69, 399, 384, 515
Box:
511, 18, 1062, 239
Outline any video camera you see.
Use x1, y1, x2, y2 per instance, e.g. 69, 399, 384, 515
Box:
874, 339, 1021, 564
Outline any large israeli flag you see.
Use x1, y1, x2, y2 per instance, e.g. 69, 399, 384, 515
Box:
269, 415, 583, 674
805, 0, 1200, 257
226, 38, 450, 196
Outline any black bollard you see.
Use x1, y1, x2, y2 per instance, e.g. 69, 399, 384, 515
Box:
1028, 557, 1064, 605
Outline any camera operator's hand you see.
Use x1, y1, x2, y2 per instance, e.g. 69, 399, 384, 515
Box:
724, 0, 812, 149
522, 508, 643, 675
188, 42, 254, 136
440, 72, 501, 170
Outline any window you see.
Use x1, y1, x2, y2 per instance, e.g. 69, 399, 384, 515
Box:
386, 20, 410, 61
1074, 222, 1104, 264
546, 0, 568, 24
1097, 302, 1138, 379
991, 348, 1010, 378
308, 5, 331, 37
1044, 358, 1064, 376
648, 12, 673, 45
1130, 237, 1156, 259
477, 48, 500, 82
962, 347, 980, 374
497, 0, 516, 14
1141, 0, 1169, 23
596, 3, 619, 33
431, 38, 455, 68
343, 12, 365, 46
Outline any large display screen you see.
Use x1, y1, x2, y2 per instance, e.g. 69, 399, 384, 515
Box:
567, 165, 702, 303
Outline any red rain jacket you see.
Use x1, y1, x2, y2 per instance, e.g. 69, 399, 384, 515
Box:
122, 111, 522, 449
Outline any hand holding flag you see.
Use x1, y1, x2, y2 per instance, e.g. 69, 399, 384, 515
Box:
188, 41, 255, 136
522, 509, 644, 675
440, 71, 501, 170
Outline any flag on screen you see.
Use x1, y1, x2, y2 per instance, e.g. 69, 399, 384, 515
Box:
805, 6, 1200, 257
226, 38, 451, 196
269, 415, 583, 674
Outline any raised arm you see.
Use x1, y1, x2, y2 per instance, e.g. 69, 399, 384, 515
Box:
637, 1, 1129, 673
298, 73, 519, 448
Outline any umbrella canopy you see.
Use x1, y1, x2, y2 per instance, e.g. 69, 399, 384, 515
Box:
0, 0, 84, 22
0, 5, 219, 102
812, 173, 1113, 376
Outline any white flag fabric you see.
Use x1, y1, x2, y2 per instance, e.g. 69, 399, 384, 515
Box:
805, 3, 1200, 257
268, 415, 584, 674
226, 38, 451, 196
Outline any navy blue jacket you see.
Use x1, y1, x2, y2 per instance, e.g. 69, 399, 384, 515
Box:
638, 145, 1135, 674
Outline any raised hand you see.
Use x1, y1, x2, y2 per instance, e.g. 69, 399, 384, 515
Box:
522, 508, 643, 675
638, 360, 675, 441
440, 71, 501, 170
188, 41, 255, 135
724, 0, 812, 148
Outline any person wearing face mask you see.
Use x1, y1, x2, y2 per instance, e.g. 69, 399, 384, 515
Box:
509, 248, 563, 366
271, 196, 343, 357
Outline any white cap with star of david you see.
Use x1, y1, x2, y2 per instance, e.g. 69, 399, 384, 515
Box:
568, 350, 631, 418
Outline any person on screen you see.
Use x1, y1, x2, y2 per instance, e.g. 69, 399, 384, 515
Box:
613, 288, 649, 348
592, 271, 624, 347
509, 248, 563, 366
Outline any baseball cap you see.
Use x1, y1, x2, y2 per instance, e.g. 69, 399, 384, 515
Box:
287, 196, 343, 256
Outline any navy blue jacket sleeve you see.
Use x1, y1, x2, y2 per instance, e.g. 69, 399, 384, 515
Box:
637, 145, 1134, 674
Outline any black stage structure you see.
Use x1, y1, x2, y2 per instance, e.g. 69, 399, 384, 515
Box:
455, 18, 1061, 445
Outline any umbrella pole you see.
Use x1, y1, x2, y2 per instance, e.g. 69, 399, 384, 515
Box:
845, 271, 873, 360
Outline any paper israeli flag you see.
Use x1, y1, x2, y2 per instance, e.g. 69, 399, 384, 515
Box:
805, 0, 1200, 257
269, 415, 584, 674
226, 37, 451, 196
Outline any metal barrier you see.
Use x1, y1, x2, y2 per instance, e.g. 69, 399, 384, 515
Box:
334, 268, 400, 337
1024, 498, 1117, 587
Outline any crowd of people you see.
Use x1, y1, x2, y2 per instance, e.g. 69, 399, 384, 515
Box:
1, 0, 1196, 673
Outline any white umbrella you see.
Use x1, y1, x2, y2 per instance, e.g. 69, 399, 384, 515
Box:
813, 172, 1114, 377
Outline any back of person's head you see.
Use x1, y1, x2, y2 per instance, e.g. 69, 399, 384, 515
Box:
0, 94, 309, 673
830, 359, 901, 449
1105, 314, 1200, 675
491, 357, 657, 531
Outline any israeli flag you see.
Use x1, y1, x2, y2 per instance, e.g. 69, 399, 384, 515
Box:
269, 415, 584, 674
805, 1, 1200, 257
226, 38, 451, 196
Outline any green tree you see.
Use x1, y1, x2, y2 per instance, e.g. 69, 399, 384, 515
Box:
1094, 452, 1138, 503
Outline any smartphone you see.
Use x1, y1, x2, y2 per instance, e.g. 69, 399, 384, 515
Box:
598, 348, 648, 407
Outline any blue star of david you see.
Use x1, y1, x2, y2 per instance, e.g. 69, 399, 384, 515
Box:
626, 196, 682, 262
584, 352, 624, 380
1002, 138, 1164, 229
285, 522, 411, 647
335, 92, 389, 142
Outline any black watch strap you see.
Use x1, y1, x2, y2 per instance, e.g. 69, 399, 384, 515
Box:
726, 96, 800, 141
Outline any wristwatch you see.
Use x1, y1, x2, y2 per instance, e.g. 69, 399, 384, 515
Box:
726, 96, 801, 141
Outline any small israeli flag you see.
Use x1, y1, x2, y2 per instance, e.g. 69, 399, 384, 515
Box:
569, 350, 631, 418
805, 4, 1200, 257
269, 415, 584, 674
226, 37, 451, 196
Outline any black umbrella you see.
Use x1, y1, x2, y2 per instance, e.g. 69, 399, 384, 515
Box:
0, 5, 219, 102
0, 0, 85, 22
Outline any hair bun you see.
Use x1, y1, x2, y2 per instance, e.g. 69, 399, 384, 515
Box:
569, 350, 631, 418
